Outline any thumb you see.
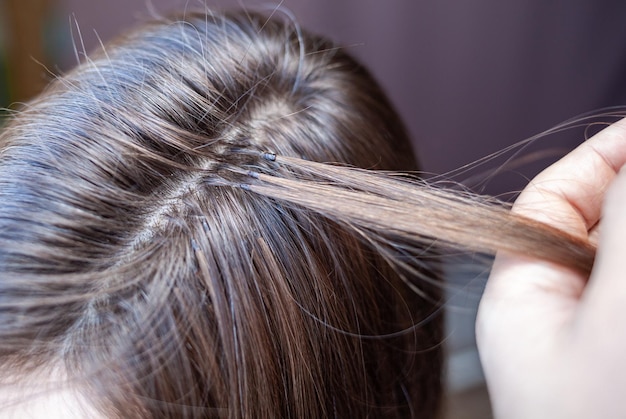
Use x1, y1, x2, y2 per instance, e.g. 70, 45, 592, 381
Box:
578, 166, 626, 324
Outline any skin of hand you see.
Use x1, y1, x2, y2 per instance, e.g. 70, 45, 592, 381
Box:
476, 118, 626, 419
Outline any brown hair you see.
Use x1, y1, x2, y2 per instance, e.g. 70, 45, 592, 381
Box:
0, 9, 446, 418
0, 7, 597, 418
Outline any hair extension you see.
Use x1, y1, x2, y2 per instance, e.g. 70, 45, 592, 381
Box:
246, 155, 595, 275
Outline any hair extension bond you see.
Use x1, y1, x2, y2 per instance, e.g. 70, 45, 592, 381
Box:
0, 8, 595, 419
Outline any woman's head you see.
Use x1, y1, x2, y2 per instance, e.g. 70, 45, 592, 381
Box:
0, 10, 442, 418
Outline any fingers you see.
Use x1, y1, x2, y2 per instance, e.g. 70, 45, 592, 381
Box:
480, 118, 626, 330
478, 119, 626, 419
513, 118, 626, 239
583, 166, 626, 311
596, 167, 626, 270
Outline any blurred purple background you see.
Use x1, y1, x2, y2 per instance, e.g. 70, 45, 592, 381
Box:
4, 0, 626, 193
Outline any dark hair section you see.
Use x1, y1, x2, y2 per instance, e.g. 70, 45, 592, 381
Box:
0, 10, 449, 418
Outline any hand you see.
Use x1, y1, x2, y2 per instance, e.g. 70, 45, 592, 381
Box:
476, 118, 626, 419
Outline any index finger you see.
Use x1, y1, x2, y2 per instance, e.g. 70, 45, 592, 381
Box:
483, 118, 626, 303
513, 118, 626, 239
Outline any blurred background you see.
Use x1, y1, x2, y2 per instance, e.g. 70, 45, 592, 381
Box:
3, 1, 626, 417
